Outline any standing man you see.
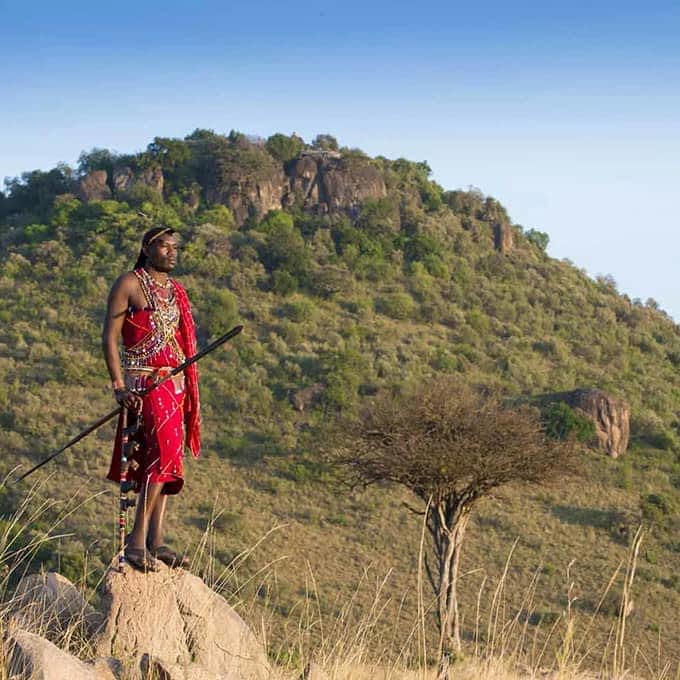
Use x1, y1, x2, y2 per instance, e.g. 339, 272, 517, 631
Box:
103, 226, 200, 571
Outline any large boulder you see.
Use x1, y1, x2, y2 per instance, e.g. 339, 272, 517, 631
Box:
76, 171, 111, 202
6, 566, 270, 679
547, 388, 630, 458
7, 571, 103, 640
95, 564, 191, 670
7, 629, 115, 680
95, 563, 270, 679
173, 570, 269, 679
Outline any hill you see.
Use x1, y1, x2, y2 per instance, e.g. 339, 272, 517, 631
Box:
1, 130, 679, 675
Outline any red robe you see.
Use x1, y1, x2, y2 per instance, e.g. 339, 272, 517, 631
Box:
107, 278, 200, 494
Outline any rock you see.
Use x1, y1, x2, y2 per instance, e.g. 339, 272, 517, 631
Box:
173, 570, 269, 680
205, 166, 286, 226
547, 388, 630, 458
289, 384, 325, 412
95, 562, 269, 679
285, 156, 321, 207
113, 166, 164, 199
7, 628, 113, 680
77, 171, 111, 202
139, 166, 164, 194
7, 566, 270, 679
95, 563, 192, 671
112, 166, 134, 196
8, 572, 104, 640
493, 222, 514, 253
318, 158, 386, 216
285, 155, 386, 218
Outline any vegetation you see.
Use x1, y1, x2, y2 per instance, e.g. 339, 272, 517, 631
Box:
329, 378, 576, 674
1, 129, 679, 674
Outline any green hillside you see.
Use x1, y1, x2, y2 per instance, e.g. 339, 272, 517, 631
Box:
1, 130, 679, 675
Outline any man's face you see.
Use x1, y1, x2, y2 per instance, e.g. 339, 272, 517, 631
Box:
145, 234, 179, 273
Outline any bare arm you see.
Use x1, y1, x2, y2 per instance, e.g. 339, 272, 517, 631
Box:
102, 273, 141, 410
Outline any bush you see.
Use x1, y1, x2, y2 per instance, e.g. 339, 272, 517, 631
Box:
542, 402, 596, 442
525, 228, 550, 251
201, 289, 240, 337
375, 293, 416, 320
266, 133, 305, 162
640, 493, 675, 526
282, 299, 317, 323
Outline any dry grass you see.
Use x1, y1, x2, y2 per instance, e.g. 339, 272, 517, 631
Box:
0, 480, 678, 680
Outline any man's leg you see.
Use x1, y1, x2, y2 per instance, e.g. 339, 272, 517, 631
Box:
147, 492, 168, 550
127, 481, 164, 551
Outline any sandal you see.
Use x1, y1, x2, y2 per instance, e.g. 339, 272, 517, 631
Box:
124, 546, 159, 572
148, 545, 189, 568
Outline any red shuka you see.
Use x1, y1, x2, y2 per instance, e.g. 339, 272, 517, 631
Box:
107, 278, 201, 494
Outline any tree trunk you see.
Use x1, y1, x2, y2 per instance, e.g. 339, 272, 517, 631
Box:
432, 503, 470, 680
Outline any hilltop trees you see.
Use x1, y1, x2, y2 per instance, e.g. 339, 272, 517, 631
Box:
330, 377, 577, 676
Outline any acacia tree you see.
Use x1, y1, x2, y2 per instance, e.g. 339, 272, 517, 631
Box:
329, 377, 576, 676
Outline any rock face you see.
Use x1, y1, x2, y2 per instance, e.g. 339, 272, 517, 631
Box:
206, 166, 287, 226
549, 388, 630, 458
206, 152, 387, 226
75, 151, 387, 226
77, 171, 112, 202
284, 154, 386, 218
493, 222, 514, 253
112, 166, 165, 199
7, 567, 270, 680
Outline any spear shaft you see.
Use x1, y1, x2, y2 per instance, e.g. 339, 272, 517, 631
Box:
14, 324, 243, 484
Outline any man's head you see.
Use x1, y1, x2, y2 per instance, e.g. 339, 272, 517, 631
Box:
134, 227, 179, 272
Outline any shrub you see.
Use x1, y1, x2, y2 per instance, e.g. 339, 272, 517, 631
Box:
265, 133, 305, 162
640, 492, 674, 525
542, 402, 596, 442
525, 228, 550, 251
282, 299, 316, 323
375, 293, 416, 320
201, 289, 240, 337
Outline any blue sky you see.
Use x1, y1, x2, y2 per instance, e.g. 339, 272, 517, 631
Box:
2, 0, 679, 319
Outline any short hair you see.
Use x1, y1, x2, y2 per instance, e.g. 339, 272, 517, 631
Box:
134, 227, 176, 270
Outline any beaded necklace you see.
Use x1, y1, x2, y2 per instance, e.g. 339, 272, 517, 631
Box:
123, 268, 185, 370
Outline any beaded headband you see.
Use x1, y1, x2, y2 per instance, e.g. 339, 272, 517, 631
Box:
146, 227, 173, 246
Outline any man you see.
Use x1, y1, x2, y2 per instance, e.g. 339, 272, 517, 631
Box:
102, 226, 200, 571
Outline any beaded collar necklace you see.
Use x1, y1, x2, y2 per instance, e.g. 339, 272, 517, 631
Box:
123, 268, 184, 370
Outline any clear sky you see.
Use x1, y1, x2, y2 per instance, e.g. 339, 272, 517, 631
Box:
2, 1, 678, 320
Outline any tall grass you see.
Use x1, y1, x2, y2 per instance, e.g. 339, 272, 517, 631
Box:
0, 485, 677, 680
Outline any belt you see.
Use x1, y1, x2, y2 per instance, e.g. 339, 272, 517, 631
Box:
124, 367, 185, 395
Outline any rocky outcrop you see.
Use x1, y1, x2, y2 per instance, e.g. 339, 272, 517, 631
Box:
546, 388, 630, 458
6, 567, 270, 680
76, 171, 111, 202
206, 167, 287, 226
493, 222, 514, 253
205, 153, 387, 226
284, 155, 386, 218
112, 166, 164, 199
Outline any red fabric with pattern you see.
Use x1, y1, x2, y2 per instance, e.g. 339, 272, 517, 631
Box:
106, 284, 201, 493
172, 280, 201, 458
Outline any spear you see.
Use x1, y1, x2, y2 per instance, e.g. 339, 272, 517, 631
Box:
13, 325, 244, 484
